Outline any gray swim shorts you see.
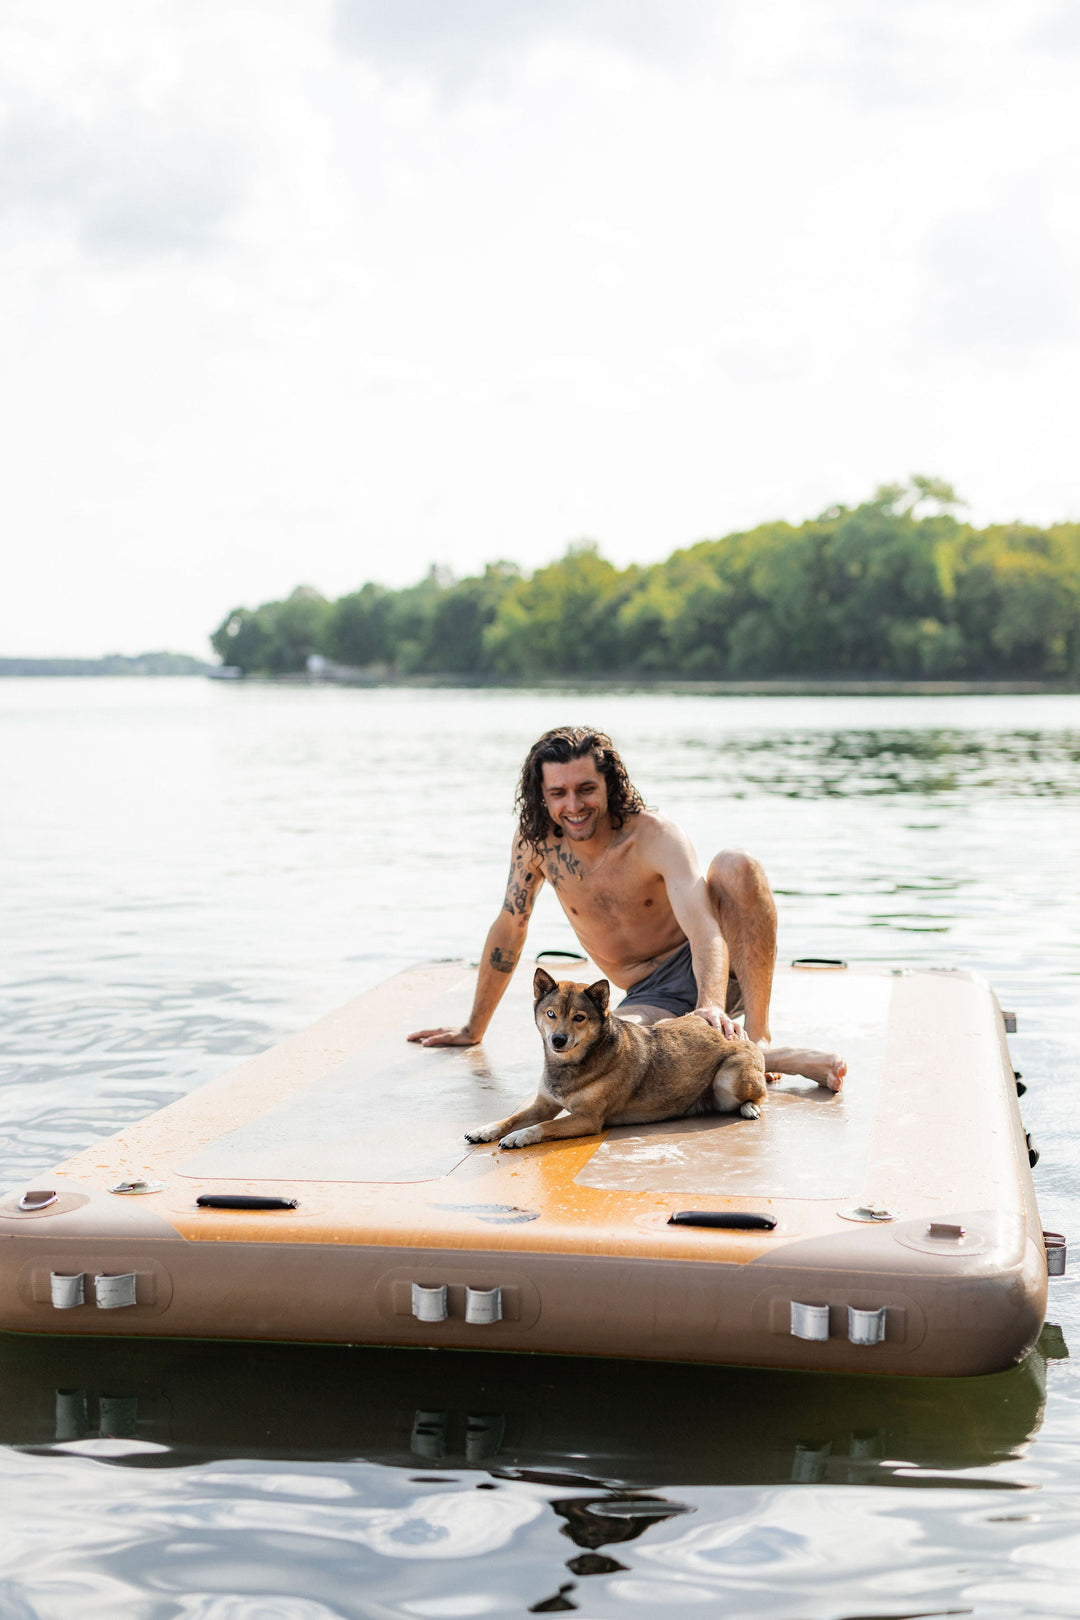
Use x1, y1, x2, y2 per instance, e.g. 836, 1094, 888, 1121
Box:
617, 941, 744, 1019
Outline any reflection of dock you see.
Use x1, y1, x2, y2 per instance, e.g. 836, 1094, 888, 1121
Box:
0, 1329, 1056, 1488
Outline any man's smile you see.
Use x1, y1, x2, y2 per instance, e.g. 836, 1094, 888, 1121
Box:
540, 755, 610, 842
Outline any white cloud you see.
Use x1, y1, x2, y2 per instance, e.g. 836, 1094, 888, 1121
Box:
0, 0, 1078, 657
332, 0, 720, 93
919, 182, 1080, 350
1027, 2, 1080, 53
788, 0, 953, 110
0, 101, 245, 257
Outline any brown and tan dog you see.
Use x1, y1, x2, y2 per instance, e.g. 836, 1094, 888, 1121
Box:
465, 967, 768, 1150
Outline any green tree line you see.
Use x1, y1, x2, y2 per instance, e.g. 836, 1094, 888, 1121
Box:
211, 480, 1080, 680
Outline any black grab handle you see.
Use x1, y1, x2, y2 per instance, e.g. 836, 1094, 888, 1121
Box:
196, 1195, 299, 1211
668, 1211, 777, 1230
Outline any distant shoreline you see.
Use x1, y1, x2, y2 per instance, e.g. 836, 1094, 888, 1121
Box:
3, 662, 1077, 697
0, 654, 210, 677
220, 667, 1080, 696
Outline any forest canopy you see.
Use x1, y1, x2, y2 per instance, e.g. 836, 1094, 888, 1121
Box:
210, 481, 1080, 680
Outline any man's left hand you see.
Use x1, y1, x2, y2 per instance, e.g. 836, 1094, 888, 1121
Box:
691, 1005, 738, 1040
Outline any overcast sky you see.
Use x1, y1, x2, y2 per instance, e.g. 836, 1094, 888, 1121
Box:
3, 0, 1079, 658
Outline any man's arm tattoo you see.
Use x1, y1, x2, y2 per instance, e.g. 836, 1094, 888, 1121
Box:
489, 946, 518, 974
502, 857, 537, 917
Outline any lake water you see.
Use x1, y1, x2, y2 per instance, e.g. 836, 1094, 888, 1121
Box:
1, 677, 1079, 1619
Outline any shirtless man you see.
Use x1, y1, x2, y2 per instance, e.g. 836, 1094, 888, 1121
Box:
408, 725, 845, 1089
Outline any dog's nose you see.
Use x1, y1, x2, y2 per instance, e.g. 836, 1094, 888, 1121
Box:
551, 1032, 569, 1050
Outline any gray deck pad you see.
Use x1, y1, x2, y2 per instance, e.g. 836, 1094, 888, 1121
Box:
178, 988, 540, 1184
574, 971, 891, 1199
178, 969, 891, 1194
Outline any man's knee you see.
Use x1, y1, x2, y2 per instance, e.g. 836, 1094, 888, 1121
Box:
707, 849, 764, 906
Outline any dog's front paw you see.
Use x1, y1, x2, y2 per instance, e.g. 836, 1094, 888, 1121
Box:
499, 1126, 543, 1149
465, 1122, 504, 1144
739, 1102, 761, 1120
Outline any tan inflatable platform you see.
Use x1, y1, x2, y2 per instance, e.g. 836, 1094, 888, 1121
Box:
0, 959, 1047, 1375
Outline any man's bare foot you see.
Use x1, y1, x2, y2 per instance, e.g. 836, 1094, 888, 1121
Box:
761, 1046, 847, 1091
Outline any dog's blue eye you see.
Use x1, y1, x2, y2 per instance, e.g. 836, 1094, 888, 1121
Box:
546, 1009, 555, 1018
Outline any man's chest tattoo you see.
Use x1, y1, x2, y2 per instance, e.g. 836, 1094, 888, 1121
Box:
543, 842, 583, 889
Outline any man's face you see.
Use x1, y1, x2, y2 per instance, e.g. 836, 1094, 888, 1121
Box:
541, 755, 609, 842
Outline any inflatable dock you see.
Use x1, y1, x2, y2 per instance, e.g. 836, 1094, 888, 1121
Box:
0, 959, 1050, 1375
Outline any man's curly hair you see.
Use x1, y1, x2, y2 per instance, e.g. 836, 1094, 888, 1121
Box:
516, 726, 645, 852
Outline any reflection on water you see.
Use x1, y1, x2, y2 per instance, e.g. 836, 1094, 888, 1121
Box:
0, 1334, 1053, 1487
850, 729, 1076, 796
0, 1331, 1065, 1616
3, 682, 1080, 1615
684, 727, 1080, 799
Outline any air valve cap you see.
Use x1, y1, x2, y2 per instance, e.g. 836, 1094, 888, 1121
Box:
411, 1283, 448, 1322
790, 1301, 830, 1340
848, 1306, 887, 1345
50, 1273, 85, 1309
465, 1286, 502, 1324
95, 1273, 137, 1309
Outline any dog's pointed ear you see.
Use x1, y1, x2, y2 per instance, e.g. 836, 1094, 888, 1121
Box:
584, 979, 610, 1015
534, 967, 556, 1001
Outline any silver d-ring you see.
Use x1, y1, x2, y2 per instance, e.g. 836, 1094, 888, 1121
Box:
18, 1189, 58, 1211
